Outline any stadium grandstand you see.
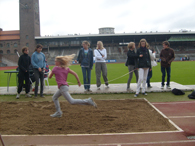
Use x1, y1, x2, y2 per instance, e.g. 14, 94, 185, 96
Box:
0, 0, 195, 66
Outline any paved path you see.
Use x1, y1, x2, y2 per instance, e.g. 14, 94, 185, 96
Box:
0, 82, 194, 95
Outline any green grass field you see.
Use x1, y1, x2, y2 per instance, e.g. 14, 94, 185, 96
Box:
0, 61, 194, 87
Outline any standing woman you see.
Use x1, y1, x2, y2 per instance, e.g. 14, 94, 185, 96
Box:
134, 39, 151, 97
75, 41, 93, 92
126, 42, 139, 91
94, 41, 109, 90
16, 46, 31, 99
31, 44, 46, 98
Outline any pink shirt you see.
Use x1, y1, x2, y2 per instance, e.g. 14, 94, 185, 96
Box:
52, 66, 70, 89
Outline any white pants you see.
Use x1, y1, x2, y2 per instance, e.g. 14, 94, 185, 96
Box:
136, 68, 149, 94
52, 85, 91, 113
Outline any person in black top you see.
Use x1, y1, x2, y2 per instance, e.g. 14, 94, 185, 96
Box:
16, 47, 32, 99
134, 39, 151, 97
126, 42, 139, 91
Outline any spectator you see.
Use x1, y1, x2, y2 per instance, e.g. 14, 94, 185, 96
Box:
160, 41, 175, 89
94, 41, 109, 90
134, 39, 151, 97
31, 44, 46, 98
126, 42, 139, 91
16, 46, 31, 99
75, 41, 93, 92
146, 49, 156, 88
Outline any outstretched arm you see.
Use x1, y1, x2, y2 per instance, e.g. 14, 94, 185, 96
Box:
69, 69, 81, 86
49, 71, 54, 79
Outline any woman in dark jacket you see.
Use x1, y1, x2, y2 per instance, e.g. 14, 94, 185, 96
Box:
134, 39, 151, 97
75, 41, 93, 92
16, 46, 31, 99
126, 42, 139, 91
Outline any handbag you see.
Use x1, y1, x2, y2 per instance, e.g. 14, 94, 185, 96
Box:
151, 60, 157, 67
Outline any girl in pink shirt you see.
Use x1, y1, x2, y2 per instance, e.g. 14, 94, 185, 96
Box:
49, 54, 97, 118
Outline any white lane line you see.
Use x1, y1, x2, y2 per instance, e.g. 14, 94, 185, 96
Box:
152, 101, 195, 104
169, 116, 195, 118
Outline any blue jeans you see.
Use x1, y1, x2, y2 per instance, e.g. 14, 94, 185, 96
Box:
147, 69, 152, 87
82, 67, 91, 89
161, 66, 171, 86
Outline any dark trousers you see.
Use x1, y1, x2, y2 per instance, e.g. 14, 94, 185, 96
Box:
161, 66, 171, 86
81, 67, 91, 90
17, 71, 30, 94
147, 69, 152, 87
33, 68, 44, 96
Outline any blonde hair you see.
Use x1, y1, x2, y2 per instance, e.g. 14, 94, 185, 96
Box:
127, 42, 135, 49
96, 41, 104, 50
82, 41, 90, 47
138, 39, 149, 49
55, 54, 75, 68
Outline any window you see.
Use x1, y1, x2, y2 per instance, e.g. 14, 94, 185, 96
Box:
14, 49, 18, 53
6, 43, 10, 48
14, 43, 18, 48
0, 50, 3, 54
0, 44, 3, 48
26, 43, 29, 47
7, 50, 10, 54
26, 35, 29, 39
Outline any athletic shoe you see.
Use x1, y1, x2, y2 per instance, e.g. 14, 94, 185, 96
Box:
50, 112, 62, 118
84, 89, 88, 93
34, 95, 37, 98
97, 87, 100, 90
40, 95, 45, 98
147, 86, 152, 88
134, 94, 138, 97
167, 85, 171, 89
88, 97, 97, 108
127, 88, 133, 92
16, 94, 20, 99
88, 89, 92, 92
161, 85, 164, 89
142, 92, 147, 96
25, 93, 32, 98
106, 85, 109, 88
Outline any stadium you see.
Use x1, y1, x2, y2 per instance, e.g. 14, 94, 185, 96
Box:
0, 0, 195, 146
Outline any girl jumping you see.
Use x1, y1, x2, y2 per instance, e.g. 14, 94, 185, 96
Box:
49, 54, 97, 118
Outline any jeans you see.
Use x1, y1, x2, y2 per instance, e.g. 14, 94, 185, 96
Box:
52, 85, 91, 113
146, 69, 152, 87
95, 62, 108, 87
33, 68, 44, 96
127, 65, 138, 88
136, 68, 149, 94
161, 66, 171, 86
81, 67, 91, 89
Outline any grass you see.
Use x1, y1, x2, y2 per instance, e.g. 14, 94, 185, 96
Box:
0, 61, 194, 87
0, 92, 193, 103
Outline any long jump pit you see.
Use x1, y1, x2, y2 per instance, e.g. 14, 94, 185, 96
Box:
0, 99, 184, 146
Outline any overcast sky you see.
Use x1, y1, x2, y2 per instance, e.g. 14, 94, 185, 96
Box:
0, 0, 195, 36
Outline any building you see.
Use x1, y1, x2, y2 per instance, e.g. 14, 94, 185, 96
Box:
0, 0, 195, 66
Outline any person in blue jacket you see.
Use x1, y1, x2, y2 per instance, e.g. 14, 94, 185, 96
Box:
75, 41, 93, 92
31, 44, 46, 98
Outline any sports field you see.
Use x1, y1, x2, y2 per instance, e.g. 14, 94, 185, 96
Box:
0, 61, 194, 87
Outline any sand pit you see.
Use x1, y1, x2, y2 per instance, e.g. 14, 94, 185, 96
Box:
0, 99, 177, 135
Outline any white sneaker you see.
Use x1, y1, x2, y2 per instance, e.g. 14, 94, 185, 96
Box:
161, 85, 164, 89
84, 89, 88, 93
50, 112, 62, 118
167, 85, 171, 89
25, 93, 32, 98
97, 87, 100, 90
106, 85, 109, 88
88, 97, 97, 108
16, 94, 20, 99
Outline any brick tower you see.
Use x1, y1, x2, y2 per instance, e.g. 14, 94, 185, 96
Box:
19, 0, 40, 54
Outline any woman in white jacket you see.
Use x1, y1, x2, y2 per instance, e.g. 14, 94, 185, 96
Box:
94, 41, 109, 90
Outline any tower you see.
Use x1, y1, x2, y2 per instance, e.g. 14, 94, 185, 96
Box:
19, 0, 40, 53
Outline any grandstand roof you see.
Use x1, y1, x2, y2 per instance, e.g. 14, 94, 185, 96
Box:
35, 31, 195, 40
168, 36, 195, 42
0, 30, 20, 41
